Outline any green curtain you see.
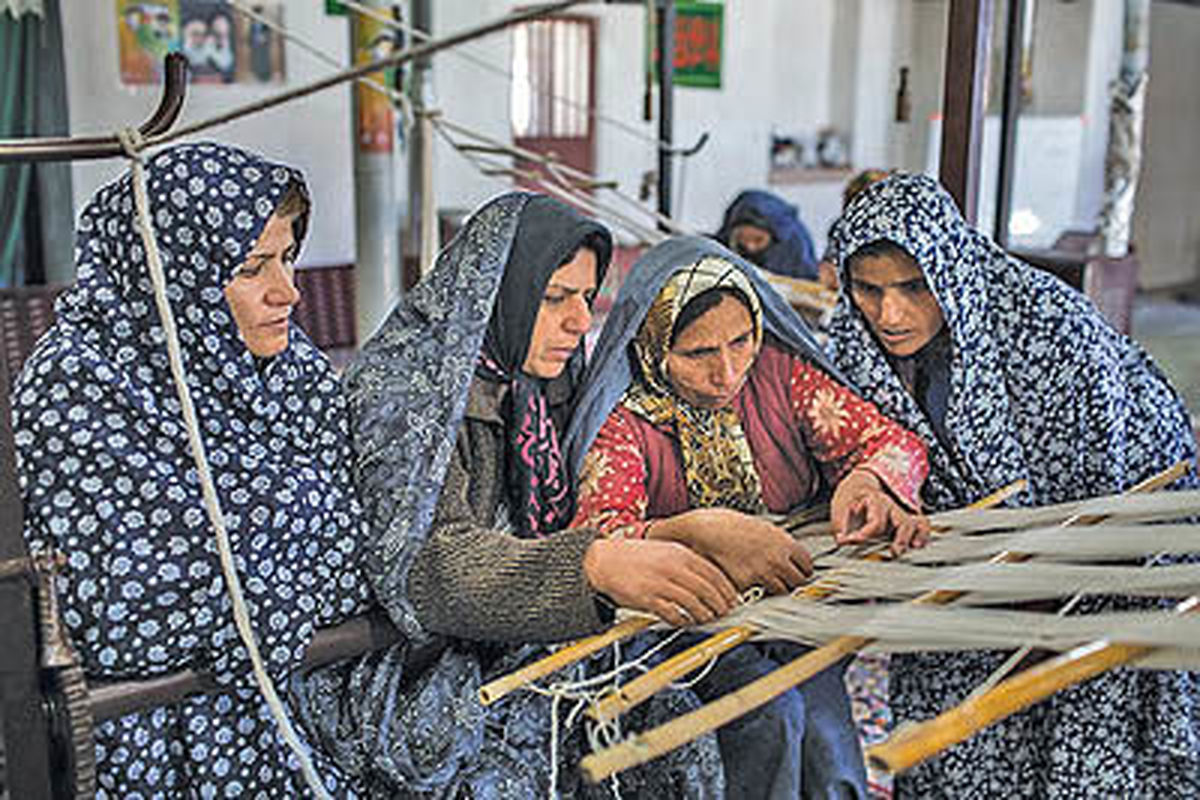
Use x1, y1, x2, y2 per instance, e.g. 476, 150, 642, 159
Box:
0, 11, 39, 286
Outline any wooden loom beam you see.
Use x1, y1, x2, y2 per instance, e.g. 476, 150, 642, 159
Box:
867, 595, 1200, 773
586, 479, 1028, 724
580, 463, 1187, 782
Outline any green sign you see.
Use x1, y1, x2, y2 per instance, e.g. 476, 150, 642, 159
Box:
674, 2, 723, 88
326, 0, 346, 15
650, 2, 723, 89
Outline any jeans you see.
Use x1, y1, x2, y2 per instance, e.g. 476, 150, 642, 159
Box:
687, 639, 867, 800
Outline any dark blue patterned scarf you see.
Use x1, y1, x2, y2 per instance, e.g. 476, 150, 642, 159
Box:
827, 172, 1200, 799
828, 172, 1197, 510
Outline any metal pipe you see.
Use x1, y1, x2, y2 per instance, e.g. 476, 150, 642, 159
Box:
0, 53, 189, 163
351, 0, 402, 343
656, 0, 675, 228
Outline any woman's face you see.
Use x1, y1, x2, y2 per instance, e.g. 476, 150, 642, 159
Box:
224, 212, 301, 358
665, 293, 757, 409
848, 248, 944, 357
731, 223, 772, 257
522, 247, 598, 379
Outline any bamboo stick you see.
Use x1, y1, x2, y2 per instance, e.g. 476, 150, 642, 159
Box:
580, 466, 1183, 782
585, 479, 1028, 724
479, 616, 654, 705
867, 595, 1200, 774
478, 501, 856, 706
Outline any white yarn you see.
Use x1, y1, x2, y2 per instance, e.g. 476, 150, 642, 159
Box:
119, 130, 331, 800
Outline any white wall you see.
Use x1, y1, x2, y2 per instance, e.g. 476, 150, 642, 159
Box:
60, 4, 357, 267
56, 2, 1175, 284
429, 1, 844, 248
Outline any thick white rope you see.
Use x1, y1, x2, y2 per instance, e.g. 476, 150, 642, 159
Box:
118, 129, 331, 800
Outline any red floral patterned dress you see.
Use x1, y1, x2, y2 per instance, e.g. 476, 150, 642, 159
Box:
571, 341, 928, 536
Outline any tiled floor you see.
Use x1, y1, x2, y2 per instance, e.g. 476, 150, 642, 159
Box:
1131, 297, 1200, 424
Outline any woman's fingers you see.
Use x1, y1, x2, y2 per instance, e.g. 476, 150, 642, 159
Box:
788, 542, 814, 577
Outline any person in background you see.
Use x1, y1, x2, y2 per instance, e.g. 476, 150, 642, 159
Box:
828, 171, 1200, 799
715, 189, 820, 281
816, 168, 894, 291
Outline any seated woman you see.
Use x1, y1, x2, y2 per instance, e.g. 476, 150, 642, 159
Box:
715, 189, 819, 281
13, 143, 371, 796
564, 237, 932, 799
827, 172, 1200, 798
299, 193, 727, 796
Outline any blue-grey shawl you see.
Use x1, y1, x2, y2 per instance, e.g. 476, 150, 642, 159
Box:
566, 235, 837, 476
299, 196, 724, 798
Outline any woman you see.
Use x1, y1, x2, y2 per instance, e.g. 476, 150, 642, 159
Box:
565, 236, 932, 799
14, 143, 371, 796
828, 172, 1200, 797
715, 190, 819, 281
296, 193, 727, 797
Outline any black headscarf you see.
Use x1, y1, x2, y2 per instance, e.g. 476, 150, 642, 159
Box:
476, 195, 613, 536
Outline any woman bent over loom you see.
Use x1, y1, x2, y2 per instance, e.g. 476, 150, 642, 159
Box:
565, 237, 932, 799
294, 193, 728, 797
828, 172, 1200, 798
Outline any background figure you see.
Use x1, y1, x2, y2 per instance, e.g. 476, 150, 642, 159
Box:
828, 172, 1200, 799
816, 168, 894, 291
13, 143, 371, 797
715, 189, 819, 281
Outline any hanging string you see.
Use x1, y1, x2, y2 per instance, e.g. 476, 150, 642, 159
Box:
116, 128, 332, 800
227, 0, 415, 132
336, 0, 672, 152
227, 0, 679, 246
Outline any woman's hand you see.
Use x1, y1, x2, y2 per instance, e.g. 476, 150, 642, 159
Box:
583, 538, 739, 626
831, 468, 930, 554
648, 508, 813, 595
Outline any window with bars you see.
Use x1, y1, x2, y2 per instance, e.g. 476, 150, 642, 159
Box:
510, 15, 595, 184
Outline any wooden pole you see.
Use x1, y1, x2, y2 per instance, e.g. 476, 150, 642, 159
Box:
939, 0, 994, 223
868, 595, 1200, 774
580, 467, 1182, 783
478, 616, 654, 705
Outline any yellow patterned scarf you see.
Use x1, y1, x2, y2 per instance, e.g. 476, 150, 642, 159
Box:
622, 257, 767, 513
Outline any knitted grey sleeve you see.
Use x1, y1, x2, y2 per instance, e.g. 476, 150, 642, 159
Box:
406, 420, 608, 643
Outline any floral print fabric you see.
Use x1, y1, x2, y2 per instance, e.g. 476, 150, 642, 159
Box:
827, 172, 1200, 798
574, 341, 927, 535
623, 257, 768, 514
13, 143, 372, 797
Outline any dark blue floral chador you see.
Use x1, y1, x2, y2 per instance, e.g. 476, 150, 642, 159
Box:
828, 173, 1200, 799
14, 143, 372, 797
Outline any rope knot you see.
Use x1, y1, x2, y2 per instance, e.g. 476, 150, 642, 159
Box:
117, 127, 147, 162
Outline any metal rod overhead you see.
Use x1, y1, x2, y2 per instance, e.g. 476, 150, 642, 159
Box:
0, 53, 189, 163
994, 0, 1028, 247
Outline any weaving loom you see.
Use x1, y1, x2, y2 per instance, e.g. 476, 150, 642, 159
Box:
479, 464, 1200, 782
